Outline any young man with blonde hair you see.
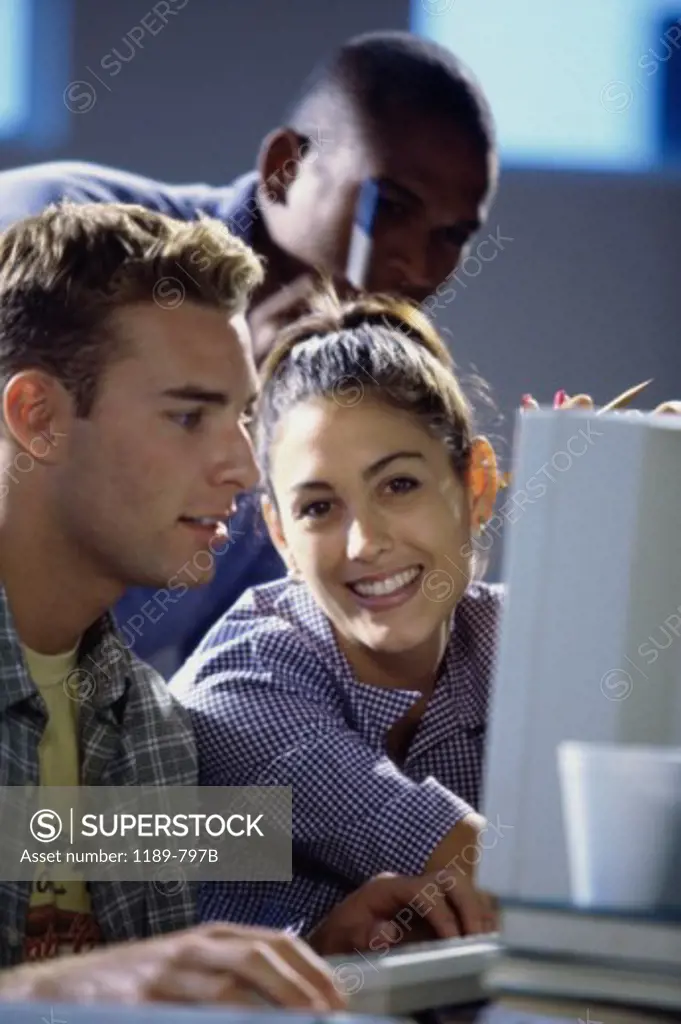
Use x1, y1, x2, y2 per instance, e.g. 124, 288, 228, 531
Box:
0, 201, 485, 1010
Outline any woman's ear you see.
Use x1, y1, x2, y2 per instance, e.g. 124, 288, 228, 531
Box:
466, 436, 498, 534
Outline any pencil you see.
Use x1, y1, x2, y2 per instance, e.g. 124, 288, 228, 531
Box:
597, 378, 652, 413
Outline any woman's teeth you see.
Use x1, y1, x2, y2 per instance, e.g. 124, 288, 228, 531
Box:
351, 567, 421, 597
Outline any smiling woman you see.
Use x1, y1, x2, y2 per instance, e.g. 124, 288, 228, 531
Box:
171, 289, 501, 939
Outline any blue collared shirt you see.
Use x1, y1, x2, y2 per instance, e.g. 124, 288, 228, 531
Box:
171, 577, 504, 935
0, 160, 287, 676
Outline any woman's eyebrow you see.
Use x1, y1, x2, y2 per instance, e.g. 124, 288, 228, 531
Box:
292, 451, 425, 492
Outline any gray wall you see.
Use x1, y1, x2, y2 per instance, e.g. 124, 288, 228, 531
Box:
2, 0, 679, 574
430, 167, 681, 574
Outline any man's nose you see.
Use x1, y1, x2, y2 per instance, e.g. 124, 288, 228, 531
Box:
212, 428, 260, 495
380, 250, 437, 305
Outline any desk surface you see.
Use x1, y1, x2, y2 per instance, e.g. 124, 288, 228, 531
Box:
1, 1006, 396, 1024
4, 999, 677, 1024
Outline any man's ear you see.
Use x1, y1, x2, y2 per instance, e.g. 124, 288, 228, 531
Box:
257, 128, 307, 204
2, 371, 70, 465
466, 436, 498, 533
261, 494, 296, 572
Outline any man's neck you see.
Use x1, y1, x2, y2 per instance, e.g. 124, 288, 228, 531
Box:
249, 202, 309, 302
0, 509, 120, 655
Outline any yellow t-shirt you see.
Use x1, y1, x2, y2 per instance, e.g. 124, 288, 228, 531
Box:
22, 643, 101, 960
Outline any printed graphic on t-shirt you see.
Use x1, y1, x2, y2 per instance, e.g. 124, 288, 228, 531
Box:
24, 870, 101, 960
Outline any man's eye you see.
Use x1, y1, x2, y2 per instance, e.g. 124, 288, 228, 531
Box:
377, 195, 409, 218
441, 225, 471, 247
170, 410, 204, 431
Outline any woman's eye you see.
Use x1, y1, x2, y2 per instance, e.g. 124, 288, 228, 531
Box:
170, 409, 204, 431
386, 476, 420, 495
300, 500, 332, 520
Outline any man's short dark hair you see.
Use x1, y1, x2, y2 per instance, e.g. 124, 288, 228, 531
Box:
287, 30, 494, 155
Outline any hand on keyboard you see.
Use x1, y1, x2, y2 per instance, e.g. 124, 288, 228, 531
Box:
308, 871, 498, 956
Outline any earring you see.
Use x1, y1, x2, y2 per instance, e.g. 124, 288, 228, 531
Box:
287, 565, 303, 583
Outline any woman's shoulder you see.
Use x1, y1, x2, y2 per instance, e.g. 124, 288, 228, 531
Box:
170, 578, 335, 698
455, 581, 506, 641
460, 580, 505, 614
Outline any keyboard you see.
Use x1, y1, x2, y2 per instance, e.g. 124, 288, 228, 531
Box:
326, 934, 502, 1016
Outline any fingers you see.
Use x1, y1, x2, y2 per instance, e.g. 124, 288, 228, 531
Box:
416, 891, 462, 940
370, 874, 464, 941
520, 393, 595, 411
478, 890, 500, 933
224, 939, 341, 1011
368, 918, 404, 946
181, 929, 345, 1011
653, 401, 681, 415
363, 872, 491, 941
561, 393, 594, 410
436, 875, 485, 936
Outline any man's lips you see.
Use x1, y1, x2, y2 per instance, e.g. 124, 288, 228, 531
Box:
179, 516, 229, 538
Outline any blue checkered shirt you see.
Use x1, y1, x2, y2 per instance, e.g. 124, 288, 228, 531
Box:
0, 587, 198, 967
171, 578, 503, 935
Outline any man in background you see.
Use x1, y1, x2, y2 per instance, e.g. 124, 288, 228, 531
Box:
0, 30, 497, 676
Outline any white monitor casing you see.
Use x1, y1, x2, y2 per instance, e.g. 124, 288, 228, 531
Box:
479, 410, 681, 901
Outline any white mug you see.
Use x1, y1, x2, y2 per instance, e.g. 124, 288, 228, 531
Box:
557, 741, 681, 912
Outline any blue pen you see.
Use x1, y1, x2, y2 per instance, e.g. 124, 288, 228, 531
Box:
345, 178, 379, 289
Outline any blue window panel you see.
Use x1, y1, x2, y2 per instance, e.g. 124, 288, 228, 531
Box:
0, 0, 73, 147
412, 0, 679, 172
0, 0, 30, 139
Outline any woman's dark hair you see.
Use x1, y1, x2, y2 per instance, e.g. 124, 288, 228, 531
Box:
256, 289, 475, 501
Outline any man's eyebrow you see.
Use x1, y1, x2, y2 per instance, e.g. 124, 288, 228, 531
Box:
160, 386, 228, 405
292, 451, 425, 492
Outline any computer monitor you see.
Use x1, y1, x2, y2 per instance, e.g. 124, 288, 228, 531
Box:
478, 409, 681, 901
